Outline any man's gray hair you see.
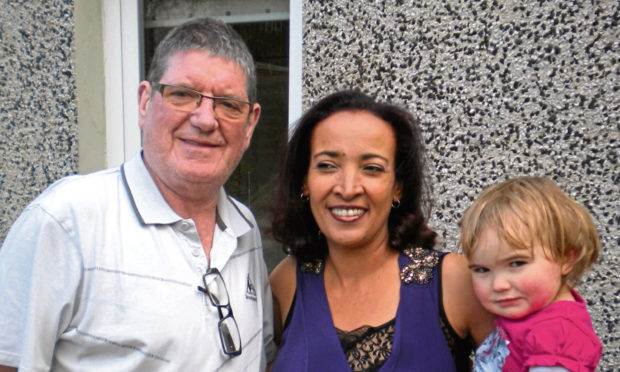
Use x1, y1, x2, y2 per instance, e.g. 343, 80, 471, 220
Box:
147, 17, 257, 103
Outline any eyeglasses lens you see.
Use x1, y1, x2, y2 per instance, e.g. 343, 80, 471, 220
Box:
205, 272, 228, 306
219, 316, 242, 355
160, 85, 248, 120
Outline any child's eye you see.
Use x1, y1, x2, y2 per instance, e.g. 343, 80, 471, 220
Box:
509, 261, 527, 268
471, 267, 489, 274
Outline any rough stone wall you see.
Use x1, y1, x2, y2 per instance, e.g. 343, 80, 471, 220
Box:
303, 0, 618, 369
0, 0, 78, 239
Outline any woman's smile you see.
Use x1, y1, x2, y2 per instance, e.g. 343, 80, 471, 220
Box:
329, 207, 367, 220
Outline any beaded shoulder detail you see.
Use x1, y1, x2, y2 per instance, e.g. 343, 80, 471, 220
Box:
299, 247, 440, 285
300, 259, 324, 274
399, 247, 440, 285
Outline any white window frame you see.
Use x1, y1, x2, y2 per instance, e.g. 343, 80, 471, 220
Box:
288, 0, 303, 125
102, 0, 142, 168
102, 0, 302, 168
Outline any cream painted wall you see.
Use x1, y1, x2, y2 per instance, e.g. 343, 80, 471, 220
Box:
75, 0, 107, 174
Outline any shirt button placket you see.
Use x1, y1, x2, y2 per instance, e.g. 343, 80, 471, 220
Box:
176, 220, 205, 261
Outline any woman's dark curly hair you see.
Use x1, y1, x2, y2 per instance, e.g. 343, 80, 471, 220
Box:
270, 90, 436, 262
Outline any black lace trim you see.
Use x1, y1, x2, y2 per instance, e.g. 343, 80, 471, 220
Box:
336, 319, 395, 372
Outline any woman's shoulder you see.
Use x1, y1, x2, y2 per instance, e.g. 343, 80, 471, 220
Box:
269, 256, 298, 343
441, 252, 496, 346
270, 256, 298, 293
439, 252, 472, 295
441, 252, 469, 279
440, 252, 471, 330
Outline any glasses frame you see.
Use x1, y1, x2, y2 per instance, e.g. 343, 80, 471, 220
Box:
197, 267, 242, 357
152, 82, 252, 118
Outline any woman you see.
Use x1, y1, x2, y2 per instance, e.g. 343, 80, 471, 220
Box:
269, 90, 494, 371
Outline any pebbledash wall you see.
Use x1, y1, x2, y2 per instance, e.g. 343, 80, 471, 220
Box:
301, 2, 618, 369
0, 0, 78, 237
0, 0, 617, 369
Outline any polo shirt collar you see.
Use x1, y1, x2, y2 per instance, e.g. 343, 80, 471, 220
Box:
121, 152, 253, 237
215, 188, 253, 238
121, 152, 181, 225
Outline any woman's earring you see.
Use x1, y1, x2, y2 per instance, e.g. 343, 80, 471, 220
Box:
300, 193, 310, 201
391, 199, 401, 208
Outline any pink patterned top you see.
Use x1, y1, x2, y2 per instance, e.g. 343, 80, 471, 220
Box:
475, 289, 602, 372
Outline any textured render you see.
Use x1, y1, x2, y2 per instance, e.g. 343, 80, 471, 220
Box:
303, 0, 618, 369
0, 0, 78, 239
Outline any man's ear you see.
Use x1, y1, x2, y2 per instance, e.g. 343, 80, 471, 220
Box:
138, 81, 152, 129
243, 102, 261, 151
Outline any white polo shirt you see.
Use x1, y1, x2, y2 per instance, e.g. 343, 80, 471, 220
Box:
0, 152, 276, 371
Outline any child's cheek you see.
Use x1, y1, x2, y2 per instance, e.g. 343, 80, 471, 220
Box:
520, 276, 560, 313
472, 278, 494, 312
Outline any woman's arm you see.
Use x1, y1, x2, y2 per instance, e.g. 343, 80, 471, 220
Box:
268, 256, 297, 344
441, 252, 496, 346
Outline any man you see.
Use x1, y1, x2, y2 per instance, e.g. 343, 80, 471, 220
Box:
0, 18, 275, 371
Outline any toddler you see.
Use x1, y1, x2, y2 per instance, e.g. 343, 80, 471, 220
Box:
460, 177, 602, 371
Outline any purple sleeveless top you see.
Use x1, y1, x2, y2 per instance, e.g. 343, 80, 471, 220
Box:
272, 251, 458, 371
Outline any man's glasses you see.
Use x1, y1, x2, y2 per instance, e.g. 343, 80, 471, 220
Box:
152, 82, 251, 122
198, 267, 242, 356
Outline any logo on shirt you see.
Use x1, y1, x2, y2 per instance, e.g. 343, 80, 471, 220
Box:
246, 274, 257, 301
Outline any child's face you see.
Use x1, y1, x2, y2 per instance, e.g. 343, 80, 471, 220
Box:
467, 227, 571, 319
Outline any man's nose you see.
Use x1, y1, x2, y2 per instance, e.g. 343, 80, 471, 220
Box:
190, 96, 219, 130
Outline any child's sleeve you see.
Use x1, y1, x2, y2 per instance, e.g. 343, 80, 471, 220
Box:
522, 317, 602, 372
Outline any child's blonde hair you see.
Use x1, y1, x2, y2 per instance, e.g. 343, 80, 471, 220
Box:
460, 176, 600, 286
